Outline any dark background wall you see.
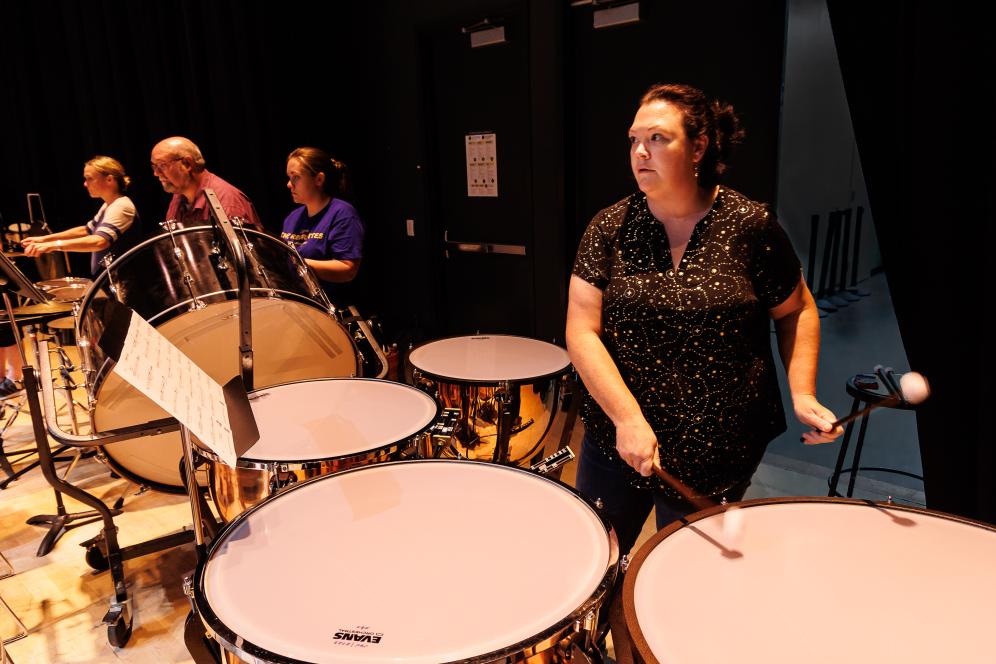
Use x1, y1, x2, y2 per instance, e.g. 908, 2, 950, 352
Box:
0, 1, 354, 242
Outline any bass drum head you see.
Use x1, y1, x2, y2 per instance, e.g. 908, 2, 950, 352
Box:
96, 299, 358, 491
623, 498, 996, 664
196, 461, 617, 664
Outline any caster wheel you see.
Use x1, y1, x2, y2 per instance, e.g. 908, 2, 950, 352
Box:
85, 542, 109, 572
107, 615, 133, 647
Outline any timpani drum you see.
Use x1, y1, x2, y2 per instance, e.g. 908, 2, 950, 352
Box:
194, 378, 438, 522
193, 460, 619, 663
78, 225, 360, 493
622, 497, 996, 664
408, 335, 571, 466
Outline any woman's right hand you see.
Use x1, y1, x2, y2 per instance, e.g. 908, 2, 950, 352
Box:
615, 416, 659, 476
23, 241, 54, 257
20, 235, 47, 248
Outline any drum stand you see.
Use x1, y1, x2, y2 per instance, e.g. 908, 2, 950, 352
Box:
20, 327, 114, 556
24, 338, 196, 648
343, 305, 389, 379
0, 319, 74, 491
0, 394, 31, 487
492, 380, 516, 463
179, 424, 223, 664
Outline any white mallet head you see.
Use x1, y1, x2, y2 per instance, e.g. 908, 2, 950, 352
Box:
722, 505, 744, 548
900, 371, 930, 405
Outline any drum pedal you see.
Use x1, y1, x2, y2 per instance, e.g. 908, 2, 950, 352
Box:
530, 446, 576, 476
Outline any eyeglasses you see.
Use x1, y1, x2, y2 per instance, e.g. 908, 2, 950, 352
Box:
150, 156, 182, 173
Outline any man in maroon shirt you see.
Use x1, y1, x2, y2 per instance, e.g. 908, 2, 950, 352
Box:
150, 136, 263, 230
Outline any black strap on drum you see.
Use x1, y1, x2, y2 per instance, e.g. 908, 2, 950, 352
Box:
204, 189, 253, 391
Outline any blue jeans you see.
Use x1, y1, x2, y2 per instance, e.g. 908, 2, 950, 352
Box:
575, 433, 750, 558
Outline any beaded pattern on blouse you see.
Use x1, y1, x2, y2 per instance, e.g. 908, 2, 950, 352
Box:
572, 188, 802, 498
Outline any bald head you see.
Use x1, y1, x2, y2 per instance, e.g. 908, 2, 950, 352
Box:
152, 136, 206, 171
151, 136, 206, 200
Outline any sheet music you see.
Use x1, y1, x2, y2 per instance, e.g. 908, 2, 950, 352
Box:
113, 311, 238, 466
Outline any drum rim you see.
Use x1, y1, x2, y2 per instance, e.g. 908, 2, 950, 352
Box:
125, 287, 328, 327
193, 458, 620, 664
97, 449, 189, 495
409, 334, 571, 385
194, 377, 442, 468
76, 224, 327, 325
621, 495, 996, 664
75, 225, 263, 322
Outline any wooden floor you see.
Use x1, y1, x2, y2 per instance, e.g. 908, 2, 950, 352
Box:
1, 394, 199, 663
1, 366, 641, 664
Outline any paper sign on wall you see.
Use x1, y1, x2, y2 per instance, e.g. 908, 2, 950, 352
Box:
466, 133, 498, 197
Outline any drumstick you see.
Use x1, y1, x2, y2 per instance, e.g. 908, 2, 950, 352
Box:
651, 465, 714, 512
830, 371, 930, 430
651, 464, 745, 549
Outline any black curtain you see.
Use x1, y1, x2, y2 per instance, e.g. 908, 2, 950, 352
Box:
0, 1, 355, 241
827, 2, 995, 522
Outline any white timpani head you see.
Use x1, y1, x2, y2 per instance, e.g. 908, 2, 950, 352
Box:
623, 498, 996, 664
408, 335, 570, 383
196, 461, 618, 663
241, 379, 438, 462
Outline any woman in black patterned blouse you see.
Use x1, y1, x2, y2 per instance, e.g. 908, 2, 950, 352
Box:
566, 83, 842, 555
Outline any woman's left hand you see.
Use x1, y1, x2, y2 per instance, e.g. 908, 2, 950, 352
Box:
794, 394, 843, 444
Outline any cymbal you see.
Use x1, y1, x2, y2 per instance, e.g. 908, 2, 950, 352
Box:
36, 277, 92, 290
47, 285, 89, 302
47, 316, 76, 330
10, 301, 74, 316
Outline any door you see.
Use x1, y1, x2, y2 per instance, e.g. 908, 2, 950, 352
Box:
420, 4, 535, 337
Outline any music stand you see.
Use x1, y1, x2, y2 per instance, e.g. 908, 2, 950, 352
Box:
26, 192, 70, 276
0, 250, 48, 302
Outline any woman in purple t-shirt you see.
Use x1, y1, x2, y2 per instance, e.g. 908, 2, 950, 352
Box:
281, 147, 364, 303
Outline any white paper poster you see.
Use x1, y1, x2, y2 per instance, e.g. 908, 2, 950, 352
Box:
466, 133, 498, 197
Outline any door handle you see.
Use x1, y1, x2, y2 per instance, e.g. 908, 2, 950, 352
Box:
444, 231, 526, 256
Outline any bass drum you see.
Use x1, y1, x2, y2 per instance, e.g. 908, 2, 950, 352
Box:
78, 225, 359, 493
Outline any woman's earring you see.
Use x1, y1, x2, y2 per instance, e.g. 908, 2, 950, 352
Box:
693, 163, 700, 178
